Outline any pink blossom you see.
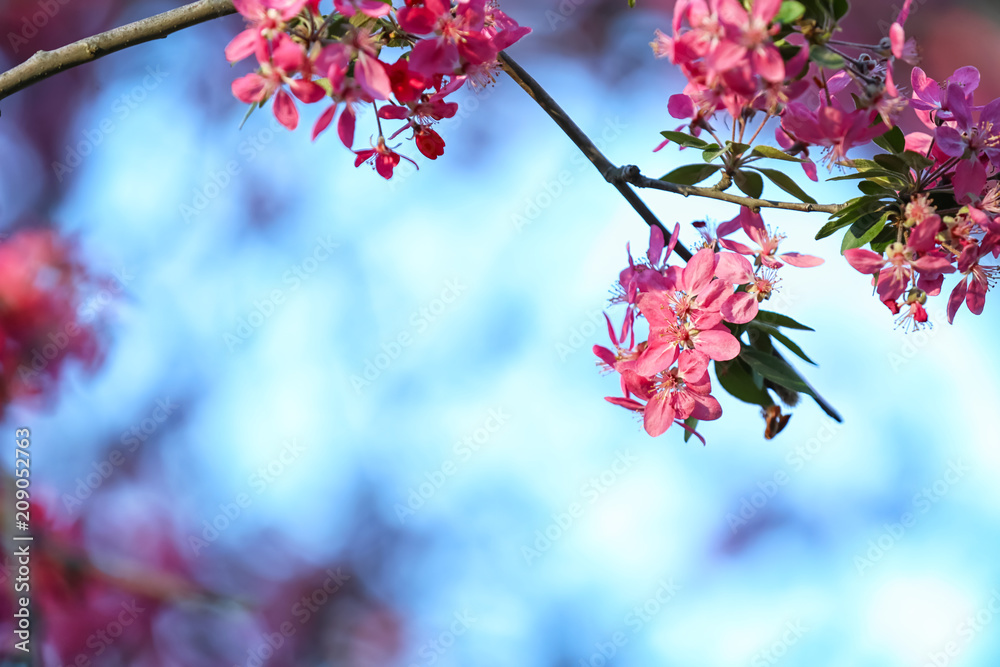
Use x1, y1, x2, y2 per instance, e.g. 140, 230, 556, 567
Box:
232, 33, 322, 130
334, 0, 392, 18
621, 350, 721, 437
354, 136, 419, 179
225, 0, 309, 64
780, 101, 884, 165
718, 207, 824, 269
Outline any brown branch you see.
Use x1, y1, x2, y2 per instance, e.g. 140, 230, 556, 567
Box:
0, 0, 237, 106
617, 166, 847, 214
498, 53, 846, 233
498, 51, 693, 262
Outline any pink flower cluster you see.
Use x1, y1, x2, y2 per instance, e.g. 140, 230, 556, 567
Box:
0, 230, 100, 415
225, 0, 529, 178
595, 210, 821, 440
654, 0, 914, 177
841, 64, 1000, 325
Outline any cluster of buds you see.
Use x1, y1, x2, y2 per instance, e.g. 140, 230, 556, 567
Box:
225, 0, 529, 178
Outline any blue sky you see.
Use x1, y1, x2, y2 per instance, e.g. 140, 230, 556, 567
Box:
3, 2, 1000, 664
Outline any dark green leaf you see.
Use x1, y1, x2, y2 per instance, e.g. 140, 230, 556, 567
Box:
703, 145, 727, 162
831, 0, 850, 19
816, 215, 858, 239
753, 310, 815, 331
735, 170, 765, 199
774, 0, 806, 24
873, 153, 911, 176
659, 164, 720, 185
748, 323, 817, 364
810, 44, 845, 69
841, 210, 891, 252
714, 359, 772, 406
858, 180, 896, 196
659, 130, 712, 149
900, 150, 935, 171
728, 141, 751, 157
683, 416, 698, 442
751, 145, 807, 162
739, 345, 813, 395
869, 223, 898, 253
873, 126, 905, 154
752, 167, 818, 204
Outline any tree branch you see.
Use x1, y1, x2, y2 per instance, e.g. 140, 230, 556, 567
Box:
0, 0, 237, 106
616, 166, 846, 214
497, 53, 845, 233
498, 52, 693, 262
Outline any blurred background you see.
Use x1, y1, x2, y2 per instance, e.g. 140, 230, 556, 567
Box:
1, 0, 999, 665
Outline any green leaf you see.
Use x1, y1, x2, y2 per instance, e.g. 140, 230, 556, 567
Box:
841, 210, 890, 252
735, 170, 764, 199
739, 345, 813, 395
751, 145, 807, 163
869, 223, 898, 253
753, 310, 815, 331
831, 0, 850, 19
703, 145, 727, 162
858, 180, 896, 196
816, 215, 858, 240
728, 141, 751, 157
660, 164, 720, 186
748, 323, 817, 365
683, 417, 698, 442
873, 126, 905, 154
714, 359, 772, 406
659, 130, 712, 149
900, 150, 935, 171
628, 0, 636, 6
238, 103, 259, 130
752, 167, 817, 204
774, 0, 806, 24
873, 153, 911, 176
810, 44, 845, 70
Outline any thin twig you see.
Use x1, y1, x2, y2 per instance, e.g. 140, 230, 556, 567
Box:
0, 0, 237, 106
618, 167, 847, 214
498, 51, 693, 261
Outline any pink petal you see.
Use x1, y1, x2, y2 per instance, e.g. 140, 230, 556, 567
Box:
225, 29, 258, 63
648, 225, 665, 265
337, 107, 356, 148
634, 341, 679, 377
778, 252, 825, 268
947, 277, 968, 323
668, 94, 695, 119
312, 104, 338, 141
643, 394, 676, 437
681, 248, 717, 294
714, 252, 754, 284
272, 89, 299, 130
751, 46, 785, 83
721, 292, 759, 324
605, 396, 644, 412
690, 393, 723, 421
232, 73, 267, 104
593, 345, 618, 368
843, 248, 886, 274
693, 328, 740, 361
356, 55, 392, 100
889, 23, 906, 59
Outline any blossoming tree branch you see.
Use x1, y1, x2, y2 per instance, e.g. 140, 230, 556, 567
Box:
0, 0, 996, 444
